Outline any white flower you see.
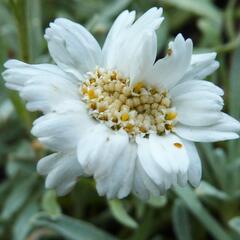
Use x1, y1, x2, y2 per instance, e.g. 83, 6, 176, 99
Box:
2, 8, 240, 200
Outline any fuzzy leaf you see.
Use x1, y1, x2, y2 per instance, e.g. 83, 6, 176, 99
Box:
31, 213, 117, 240
109, 200, 138, 229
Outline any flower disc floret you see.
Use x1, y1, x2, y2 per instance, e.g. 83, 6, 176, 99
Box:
81, 68, 177, 137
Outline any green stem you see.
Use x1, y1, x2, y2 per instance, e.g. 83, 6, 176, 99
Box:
212, 34, 240, 53
8, 0, 33, 131
7, 91, 32, 130
130, 208, 155, 240
175, 187, 232, 240
10, 0, 30, 62
225, 0, 237, 41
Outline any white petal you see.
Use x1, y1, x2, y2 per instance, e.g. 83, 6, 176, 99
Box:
45, 18, 102, 79
103, 10, 136, 68
149, 135, 181, 176
77, 125, 114, 175
132, 7, 163, 30
136, 134, 190, 191
181, 139, 202, 187
133, 160, 161, 200
181, 52, 219, 81
93, 131, 128, 179
149, 34, 193, 89
105, 7, 163, 79
116, 146, 136, 198
137, 136, 167, 187
174, 113, 240, 142
173, 90, 223, 126
21, 75, 79, 114
77, 125, 135, 198
132, 168, 151, 200
173, 90, 223, 104
2, 60, 79, 114
2, 59, 74, 90
96, 141, 137, 199
130, 31, 157, 85
149, 134, 190, 175
32, 107, 96, 151
134, 134, 201, 199
191, 53, 216, 64
37, 151, 84, 196
170, 80, 224, 98
196, 61, 219, 79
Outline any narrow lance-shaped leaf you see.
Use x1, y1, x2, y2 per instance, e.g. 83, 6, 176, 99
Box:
31, 213, 117, 240
228, 46, 240, 158
229, 217, 240, 236
42, 190, 62, 217
13, 201, 39, 240
175, 186, 232, 240
108, 199, 138, 229
196, 181, 229, 200
147, 195, 167, 208
0, 175, 37, 221
172, 199, 193, 240
161, 0, 222, 24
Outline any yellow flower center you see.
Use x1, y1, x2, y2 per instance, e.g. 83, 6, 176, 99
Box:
80, 68, 177, 137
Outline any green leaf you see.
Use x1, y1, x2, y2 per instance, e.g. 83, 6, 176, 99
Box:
0, 2, 17, 56
196, 181, 229, 200
229, 45, 240, 124
197, 18, 221, 46
172, 200, 192, 240
86, 0, 133, 33
26, 0, 43, 61
7, 90, 33, 131
9, 140, 35, 161
147, 195, 167, 208
100, 0, 133, 19
31, 213, 117, 240
42, 190, 62, 217
229, 217, 240, 235
108, 199, 138, 229
228, 46, 240, 159
228, 158, 240, 193
0, 175, 37, 221
0, 180, 11, 197
175, 186, 232, 240
200, 143, 226, 190
6, 141, 36, 177
13, 201, 39, 240
156, 20, 169, 52
0, 100, 14, 124
161, 0, 222, 24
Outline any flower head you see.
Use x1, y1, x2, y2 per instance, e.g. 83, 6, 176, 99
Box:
2, 8, 240, 200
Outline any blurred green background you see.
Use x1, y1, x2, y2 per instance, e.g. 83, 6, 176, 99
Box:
0, 0, 240, 239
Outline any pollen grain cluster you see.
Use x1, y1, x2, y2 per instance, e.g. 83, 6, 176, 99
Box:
81, 68, 177, 137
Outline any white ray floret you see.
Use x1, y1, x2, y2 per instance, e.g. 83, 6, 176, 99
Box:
2, 7, 240, 199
